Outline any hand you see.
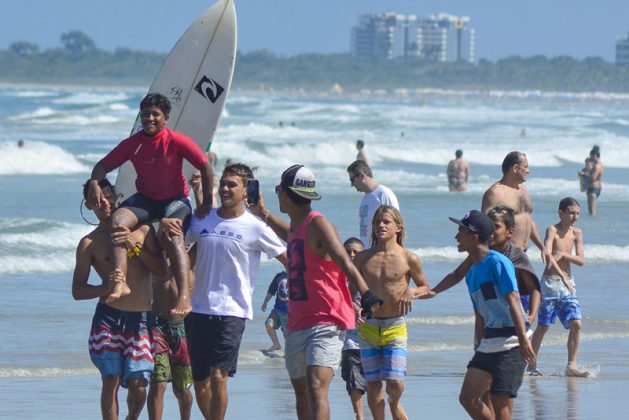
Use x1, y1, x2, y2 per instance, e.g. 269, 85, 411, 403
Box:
399, 289, 414, 315
189, 171, 201, 192
261, 302, 267, 312
195, 202, 212, 218
108, 269, 125, 289
519, 339, 536, 366
87, 181, 105, 209
158, 218, 183, 245
247, 192, 267, 219
416, 289, 437, 300
111, 225, 133, 250
360, 290, 383, 318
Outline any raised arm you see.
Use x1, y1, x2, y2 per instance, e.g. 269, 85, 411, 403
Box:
71, 238, 108, 300
195, 160, 214, 218
248, 192, 291, 242
87, 162, 109, 209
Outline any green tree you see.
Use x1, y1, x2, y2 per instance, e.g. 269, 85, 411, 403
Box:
9, 41, 40, 56
60, 30, 96, 54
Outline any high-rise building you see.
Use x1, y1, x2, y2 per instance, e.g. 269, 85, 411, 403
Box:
350, 13, 397, 60
350, 11, 475, 63
616, 34, 629, 67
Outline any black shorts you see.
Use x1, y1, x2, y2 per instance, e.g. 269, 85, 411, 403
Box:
467, 347, 525, 398
341, 349, 367, 395
586, 187, 601, 198
184, 312, 246, 380
121, 193, 191, 230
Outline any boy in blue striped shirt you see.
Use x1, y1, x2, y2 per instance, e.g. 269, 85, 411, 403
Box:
449, 210, 535, 420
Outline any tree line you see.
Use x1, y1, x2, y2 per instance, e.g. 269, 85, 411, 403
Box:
2, 31, 629, 92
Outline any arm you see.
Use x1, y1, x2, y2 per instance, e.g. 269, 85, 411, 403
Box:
87, 162, 109, 209
506, 291, 536, 365
311, 216, 369, 295
420, 256, 472, 298
474, 310, 484, 350
274, 251, 288, 270
189, 171, 203, 209
195, 160, 214, 218
261, 293, 273, 312
519, 269, 541, 324
248, 193, 291, 242
480, 187, 497, 214
400, 253, 430, 314
71, 239, 108, 300
136, 226, 167, 276
558, 229, 585, 267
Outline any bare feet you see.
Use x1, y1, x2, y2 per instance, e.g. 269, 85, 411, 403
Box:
170, 295, 191, 318
105, 269, 130, 304
565, 365, 590, 377
264, 345, 281, 352
390, 404, 408, 420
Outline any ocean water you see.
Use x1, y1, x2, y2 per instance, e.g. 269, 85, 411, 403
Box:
1, 84, 629, 419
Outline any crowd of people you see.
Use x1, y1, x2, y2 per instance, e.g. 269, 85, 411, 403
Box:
73, 93, 593, 420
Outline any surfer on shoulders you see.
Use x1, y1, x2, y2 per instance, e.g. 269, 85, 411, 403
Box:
87, 93, 214, 317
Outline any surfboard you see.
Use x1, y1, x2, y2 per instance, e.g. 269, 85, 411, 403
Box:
114, 0, 237, 205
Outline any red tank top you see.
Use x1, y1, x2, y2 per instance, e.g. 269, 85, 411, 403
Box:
286, 211, 355, 331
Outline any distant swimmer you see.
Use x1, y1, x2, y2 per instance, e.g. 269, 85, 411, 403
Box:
352, 206, 430, 420
447, 149, 470, 192
578, 146, 603, 216
279, 121, 284, 128
73, 178, 166, 420
520, 128, 527, 137
17, 140, 24, 148
87, 93, 214, 317
356, 140, 368, 164
347, 160, 400, 247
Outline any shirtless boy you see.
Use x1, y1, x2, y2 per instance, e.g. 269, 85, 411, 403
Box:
72, 179, 166, 420
352, 205, 430, 420
529, 197, 589, 377
147, 234, 195, 420
88, 93, 214, 317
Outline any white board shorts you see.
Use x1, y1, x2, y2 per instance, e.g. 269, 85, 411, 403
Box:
284, 324, 345, 379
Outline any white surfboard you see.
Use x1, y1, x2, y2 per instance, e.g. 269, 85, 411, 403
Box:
114, 0, 237, 205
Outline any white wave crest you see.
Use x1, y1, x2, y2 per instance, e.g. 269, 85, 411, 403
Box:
0, 141, 90, 175
0, 367, 97, 378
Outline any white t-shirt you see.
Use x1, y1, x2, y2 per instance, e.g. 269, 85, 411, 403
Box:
186, 209, 286, 319
359, 184, 400, 246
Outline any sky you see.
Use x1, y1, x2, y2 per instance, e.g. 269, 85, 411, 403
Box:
2, 0, 628, 61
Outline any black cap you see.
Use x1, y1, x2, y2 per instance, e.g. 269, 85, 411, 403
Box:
449, 210, 495, 241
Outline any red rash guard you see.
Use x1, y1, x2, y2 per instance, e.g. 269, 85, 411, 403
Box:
100, 127, 208, 200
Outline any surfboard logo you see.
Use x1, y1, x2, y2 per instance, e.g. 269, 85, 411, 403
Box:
194, 76, 225, 104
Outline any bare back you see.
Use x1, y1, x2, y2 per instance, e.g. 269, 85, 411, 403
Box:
482, 181, 533, 249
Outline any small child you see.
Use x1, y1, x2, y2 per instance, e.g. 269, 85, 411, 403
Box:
529, 197, 588, 377
352, 205, 430, 420
260, 271, 289, 353
341, 237, 367, 420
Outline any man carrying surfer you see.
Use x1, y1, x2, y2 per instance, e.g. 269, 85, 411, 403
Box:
73, 179, 167, 420
87, 93, 214, 318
